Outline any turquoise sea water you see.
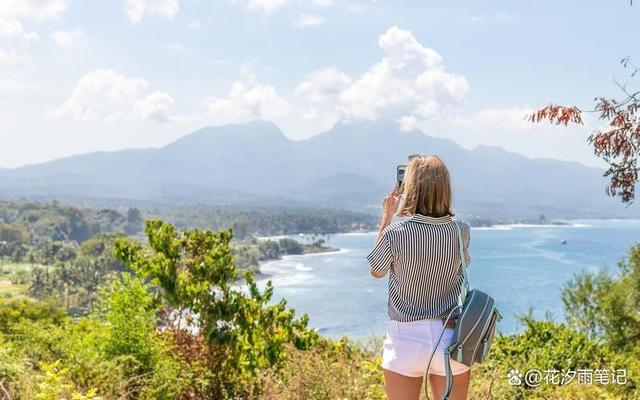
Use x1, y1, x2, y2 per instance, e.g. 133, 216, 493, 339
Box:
259, 220, 640, 339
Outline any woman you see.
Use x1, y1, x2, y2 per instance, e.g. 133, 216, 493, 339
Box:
367, 155, 471, 400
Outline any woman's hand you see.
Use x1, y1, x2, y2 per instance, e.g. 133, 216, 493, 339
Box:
375, 188, 400, 245
381, 188, 401, 225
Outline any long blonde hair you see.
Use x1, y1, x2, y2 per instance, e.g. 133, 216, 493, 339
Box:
398, 155, 454, 217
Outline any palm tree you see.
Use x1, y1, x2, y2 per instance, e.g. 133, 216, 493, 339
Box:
53, 262, 79, 309
28, 267, 50, 299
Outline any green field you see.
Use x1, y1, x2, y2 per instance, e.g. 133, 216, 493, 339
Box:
0, 261, 47, 297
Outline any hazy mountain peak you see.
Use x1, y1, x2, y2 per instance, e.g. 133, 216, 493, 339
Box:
323, 119, 407, 138
0, 119, 632, 218
306, 119, 427, 150
166, 120, 287, 149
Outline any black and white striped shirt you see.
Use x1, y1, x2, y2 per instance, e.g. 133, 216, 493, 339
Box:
366, 214, 471, 322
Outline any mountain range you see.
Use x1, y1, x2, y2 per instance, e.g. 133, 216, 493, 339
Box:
1, 120, 635, 219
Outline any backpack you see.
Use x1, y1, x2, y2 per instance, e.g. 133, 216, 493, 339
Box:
425, 221, 502, 400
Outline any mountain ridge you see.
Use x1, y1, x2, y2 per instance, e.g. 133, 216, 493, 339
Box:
0, 120, 633, 219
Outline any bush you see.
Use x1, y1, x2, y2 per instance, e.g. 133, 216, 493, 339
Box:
471, 316, 634, 399
260, 337, 386, 400
0, 297, 67, 333
0, 276, 188, 399
114, 220, 318, 397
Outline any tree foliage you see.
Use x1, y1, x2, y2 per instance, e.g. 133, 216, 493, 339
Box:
530, 57, 640, 203
114, 220, 318, 396
563, 244, 640, 352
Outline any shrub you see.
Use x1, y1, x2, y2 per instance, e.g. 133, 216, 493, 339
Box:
470, 316, 633, 399
0, 297, 67, 333
1, 275, 188, 399
114, 220, 318, 397
260, 337, 386, 400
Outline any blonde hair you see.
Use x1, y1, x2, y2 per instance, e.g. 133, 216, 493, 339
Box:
398, 155, 454, 217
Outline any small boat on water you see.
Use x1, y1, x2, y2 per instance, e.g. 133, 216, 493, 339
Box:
560, 239, 567, 245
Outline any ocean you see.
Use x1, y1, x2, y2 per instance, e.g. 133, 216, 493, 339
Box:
258, 220, 640, 339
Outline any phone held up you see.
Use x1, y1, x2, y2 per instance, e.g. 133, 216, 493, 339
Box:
396, 154, 421, 193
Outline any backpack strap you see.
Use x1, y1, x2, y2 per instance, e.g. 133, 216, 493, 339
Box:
454, 221, 469, 309
423, 220, 469, 400
423, 305, 461, 400
444, 349, 454, 399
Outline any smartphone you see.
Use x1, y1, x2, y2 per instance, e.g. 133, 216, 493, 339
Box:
397, 155, 419, 192
397, 165, 407, 191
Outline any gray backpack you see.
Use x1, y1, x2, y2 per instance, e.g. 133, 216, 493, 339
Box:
425, 221, 502, 400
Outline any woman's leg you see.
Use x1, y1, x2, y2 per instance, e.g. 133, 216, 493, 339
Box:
383, 369, 423, 400
428, 370, 471, 400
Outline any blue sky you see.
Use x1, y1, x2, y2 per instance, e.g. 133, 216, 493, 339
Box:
1, 0, 638, 168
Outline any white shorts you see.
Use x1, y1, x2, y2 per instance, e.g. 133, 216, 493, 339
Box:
381, 319, 470, 378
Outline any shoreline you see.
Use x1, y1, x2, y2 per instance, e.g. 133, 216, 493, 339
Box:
253, 218, 636, 241
255, 247, 347, 281
252, 218, 640, 278
333, 220, 616, 234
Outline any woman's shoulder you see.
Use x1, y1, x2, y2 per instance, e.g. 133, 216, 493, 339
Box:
457, 220, 471, 231
380, 217, 412, 236
455, 219, 471, 242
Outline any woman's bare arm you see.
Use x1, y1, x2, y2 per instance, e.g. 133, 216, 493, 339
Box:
370, 189, 401, 278
376, 188, 400, 244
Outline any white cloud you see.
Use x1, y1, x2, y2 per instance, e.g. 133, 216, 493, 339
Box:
204, 77, 291, 124
0, 18, 40, 42
50, 27, 83, 48
194, 26, 467, 134
397, 115, 418, 131
444, 107, 538, 132
295, 67, 351, 101
0, 0, 68, 42
378, 26, 442, 70
295, 26, 469, 128
0, 49, 31, 65
432, 106, 596, 143
123, 0, 180, 23
0, 0, 70, 22
0, 17, 24, 37
50, 69, 175, 123
421, 106, 600, 166
135, 91, 175, 123
293, 13, 324, 27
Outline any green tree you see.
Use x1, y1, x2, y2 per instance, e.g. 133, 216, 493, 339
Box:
29, 267, 53, 300
98, 273, 160, 375
277, 238, 304, 255
0, 297, 67, 333
562, 244, 640, 351
125, 208, 143, 235
114, 220, 317, 396
231, 220, 250, 240
258, 239, 281, 260
0, 223, 29, 244
52, 262, 79, 310
39, 241, 77, 266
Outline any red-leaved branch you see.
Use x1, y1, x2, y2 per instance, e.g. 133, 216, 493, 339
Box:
529, 57, 640, 204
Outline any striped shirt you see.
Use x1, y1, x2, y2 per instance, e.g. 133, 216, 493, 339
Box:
366, 214, 471, 322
